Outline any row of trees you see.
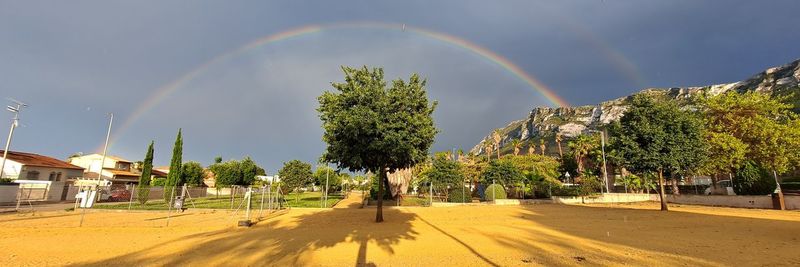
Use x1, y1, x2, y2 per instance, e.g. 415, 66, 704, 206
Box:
277, 159, 356, 194
134, 129, 267, 204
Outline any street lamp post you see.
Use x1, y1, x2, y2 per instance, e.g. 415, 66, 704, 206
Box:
0, 99, 27, 179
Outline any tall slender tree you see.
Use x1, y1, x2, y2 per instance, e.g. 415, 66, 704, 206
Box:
511, 139, 522, 156
318, 66, 437, 222
136, 141, 154, 205
555, 133, 564, 158
492, 130, 502, 159
164, 129, 183, 202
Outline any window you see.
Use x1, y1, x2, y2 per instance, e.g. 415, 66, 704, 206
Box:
117, 162, 131, 171
56, 172, 62, 182
26, 171, 39, 180
48, 172, 56, 181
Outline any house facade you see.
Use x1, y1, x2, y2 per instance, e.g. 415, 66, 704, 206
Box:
1, 150, 85, 181
68, 154, 166, 186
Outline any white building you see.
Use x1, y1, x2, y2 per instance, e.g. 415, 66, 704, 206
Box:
1, 150, 84, 181
68, 154, 166, 186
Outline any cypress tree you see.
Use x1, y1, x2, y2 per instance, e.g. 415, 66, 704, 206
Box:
136, 141, 154, 205
164, 129, 183, 202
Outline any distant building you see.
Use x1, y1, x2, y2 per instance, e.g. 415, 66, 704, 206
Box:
1, 150, 84, 181
68, 154, 166, 185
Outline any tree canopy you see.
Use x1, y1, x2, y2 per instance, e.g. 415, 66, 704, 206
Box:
180, 161, 206, 186
317, 66, 437, 222
609, 95, 707, 211
278, 160, 313, 192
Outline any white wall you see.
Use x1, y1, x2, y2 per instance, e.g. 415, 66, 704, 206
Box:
0, 159, 23, 179
0, 185, 19, 203
659, 194, 800, 210
552, 193, 653, 204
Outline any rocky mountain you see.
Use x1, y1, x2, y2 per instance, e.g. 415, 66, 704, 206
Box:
470, 58, 800, 156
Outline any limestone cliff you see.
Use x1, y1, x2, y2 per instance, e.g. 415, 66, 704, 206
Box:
470, 59, 800, 156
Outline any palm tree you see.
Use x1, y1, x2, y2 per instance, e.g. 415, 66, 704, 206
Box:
555, 133, 564, 158
568, 134, 598, 175
492, 130, 502, 159
511, 139, 521, 156
539, 139, 546, 156
484, 141, 493, 161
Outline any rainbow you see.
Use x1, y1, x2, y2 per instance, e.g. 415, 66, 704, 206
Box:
104, 22, 572, 150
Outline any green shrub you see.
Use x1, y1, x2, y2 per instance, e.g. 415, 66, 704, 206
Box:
733, 161, 776, 195
152, 178, 167, 186
482, 184, 507, 201
448, 188, 470, 203
551, 185, 579, 196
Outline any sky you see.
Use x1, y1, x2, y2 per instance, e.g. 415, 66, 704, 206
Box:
1, 1, 799, 173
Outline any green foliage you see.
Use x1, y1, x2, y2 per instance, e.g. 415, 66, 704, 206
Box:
180, 161, 205, 186
421, 154, 465, 190
568, 134, 600, 174
240, 156, 265, 186
700, 132, 748, 176
208, 157, 265, 187
137, 141, 155, 204
483, 184, 507, 201
152, 178, 166, 186
278, 160, 313, 192
480, 159, 524, 186
313, 165, 342, 192
317, 66, 438, 221
577, 175, 603, 196
164, 129, 183, 202
699, 91, 800, 175
609, 95, 707, 176
502, 154, 561, 184
317, 66, 438, 174
448, 188, 471, 203
209, 160, 239, 188
733, 161, 776, 195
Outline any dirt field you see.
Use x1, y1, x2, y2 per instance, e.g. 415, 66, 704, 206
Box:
1, 194, 799, 266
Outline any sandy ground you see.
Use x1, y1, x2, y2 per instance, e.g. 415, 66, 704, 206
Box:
0, 193, 798, 267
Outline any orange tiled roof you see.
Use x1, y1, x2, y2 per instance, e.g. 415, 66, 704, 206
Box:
0, 150, 84, 170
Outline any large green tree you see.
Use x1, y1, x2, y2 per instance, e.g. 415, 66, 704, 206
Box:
421, 154, 465, 198
240, 156, 264, 186
278, 160, 313, 193
480, 159, 525, 186
318, 66, 437, 222
136, 141, 155, 205
699, 91, 800, 178
164, 129, 183, 202
609, 95, 707, 211
180, 161, 206, 186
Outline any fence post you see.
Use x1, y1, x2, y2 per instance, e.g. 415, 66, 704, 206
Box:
128, 184, 135, 211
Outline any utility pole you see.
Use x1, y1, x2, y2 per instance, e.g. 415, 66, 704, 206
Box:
0, 99, 27, 179
97, 113, 113, 181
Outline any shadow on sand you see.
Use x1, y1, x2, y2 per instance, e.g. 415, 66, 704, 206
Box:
71, 205, 418, 266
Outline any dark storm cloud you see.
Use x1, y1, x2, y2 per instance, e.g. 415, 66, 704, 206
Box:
1, 1, 799, 171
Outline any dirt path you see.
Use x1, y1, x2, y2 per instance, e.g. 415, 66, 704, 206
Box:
333, 191, 364, 209
0, 202, 798, 266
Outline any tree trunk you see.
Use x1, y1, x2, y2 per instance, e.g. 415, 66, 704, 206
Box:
376, 168, 385, 223
658, 169, 668, 211
671, 177, 680, 195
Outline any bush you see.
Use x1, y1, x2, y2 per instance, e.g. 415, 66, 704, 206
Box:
733, 161, 776, 195
551, 185, 579, 196
448, 188, 470, 203
152, 178, 167, 186
482, 184, 507, 201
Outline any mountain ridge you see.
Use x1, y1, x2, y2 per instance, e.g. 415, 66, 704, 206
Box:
470, 58, 800, 156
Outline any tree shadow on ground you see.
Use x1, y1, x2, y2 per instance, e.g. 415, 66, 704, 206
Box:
71, 206, 418, 266
490, 204, 800, 266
